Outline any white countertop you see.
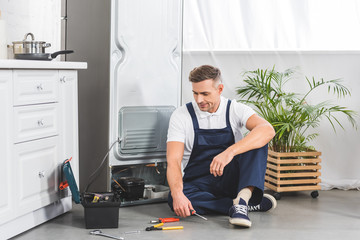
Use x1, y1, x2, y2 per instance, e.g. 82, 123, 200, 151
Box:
0, 59, 87, 69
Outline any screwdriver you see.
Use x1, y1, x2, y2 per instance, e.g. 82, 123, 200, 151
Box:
190, 209, 208, 221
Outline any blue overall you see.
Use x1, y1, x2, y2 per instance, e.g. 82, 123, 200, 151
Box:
168, 100, 268, 215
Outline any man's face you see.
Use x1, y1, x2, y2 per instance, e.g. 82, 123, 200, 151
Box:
192, 79, 223, 113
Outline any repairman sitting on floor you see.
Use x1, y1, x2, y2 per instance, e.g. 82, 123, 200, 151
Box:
166, 65, 277, 228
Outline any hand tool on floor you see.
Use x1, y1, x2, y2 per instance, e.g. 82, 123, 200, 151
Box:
90, 230, 124, 240
190, 209, 208, 221
146, 222, 183, 231
150, 217, 180, 223
122, 230, 140, 235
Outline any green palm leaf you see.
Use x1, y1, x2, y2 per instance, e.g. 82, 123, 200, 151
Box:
236, 67, 358, 152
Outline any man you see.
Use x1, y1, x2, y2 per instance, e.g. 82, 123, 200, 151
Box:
166, 65, 276, 228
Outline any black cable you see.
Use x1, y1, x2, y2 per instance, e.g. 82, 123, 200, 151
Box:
84, 138, 120, 192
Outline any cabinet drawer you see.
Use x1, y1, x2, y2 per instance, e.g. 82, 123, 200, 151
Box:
14, 137, 60, 215
13, 70, 59, 106
13, 103, 59, 143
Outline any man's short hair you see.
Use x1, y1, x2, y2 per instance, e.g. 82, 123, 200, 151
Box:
189, 65, 222, 83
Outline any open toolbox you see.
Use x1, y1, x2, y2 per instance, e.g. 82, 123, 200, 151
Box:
59, 158, 121, 229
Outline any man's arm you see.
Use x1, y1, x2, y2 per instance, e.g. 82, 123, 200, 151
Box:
210, 114, 275, 177
166, 141, 194, 217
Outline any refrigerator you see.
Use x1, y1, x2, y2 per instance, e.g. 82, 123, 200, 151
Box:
66, 0, 183, 205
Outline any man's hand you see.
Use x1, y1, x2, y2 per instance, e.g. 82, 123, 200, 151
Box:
210, 149, 234, 177
172, 192, 194, 218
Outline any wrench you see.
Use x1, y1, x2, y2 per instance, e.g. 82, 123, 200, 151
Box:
90, 230, 124, 240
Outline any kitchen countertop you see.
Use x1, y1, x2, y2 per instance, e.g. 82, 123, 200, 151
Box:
0, 59, 87, 69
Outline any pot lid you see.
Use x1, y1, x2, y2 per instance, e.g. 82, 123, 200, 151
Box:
12, 32, 47, 44
13, 40, 47, 44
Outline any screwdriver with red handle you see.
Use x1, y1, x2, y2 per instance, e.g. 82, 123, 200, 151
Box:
190, 209, 208, 221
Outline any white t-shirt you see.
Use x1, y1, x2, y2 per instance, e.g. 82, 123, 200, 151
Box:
167, 96, 256, 171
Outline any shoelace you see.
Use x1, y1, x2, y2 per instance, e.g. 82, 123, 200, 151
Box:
234, 204, 248, 215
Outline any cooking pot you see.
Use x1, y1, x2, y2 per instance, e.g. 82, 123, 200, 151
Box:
12, 32, 51, 54
11, 32, 74, 60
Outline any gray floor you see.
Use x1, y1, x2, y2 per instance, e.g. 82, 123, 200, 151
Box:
12, 190, 360, 240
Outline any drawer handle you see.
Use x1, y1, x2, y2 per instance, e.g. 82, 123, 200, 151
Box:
37, 84, 43, 91
37, 119, 45, 126
38, 171, 45, 178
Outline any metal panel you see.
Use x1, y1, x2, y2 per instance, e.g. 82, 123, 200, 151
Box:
60, 0, 67, 60
117, 106, 175, 158
109, 0, 183, 166
66, 0, 182, 189
66, 0, 111, 191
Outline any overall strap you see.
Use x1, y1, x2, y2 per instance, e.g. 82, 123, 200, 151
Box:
225, 99, 232, 127
186, 102, 199, 130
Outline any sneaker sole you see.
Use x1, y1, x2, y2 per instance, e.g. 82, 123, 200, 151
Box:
229, 217, 252, 228
264, 193, 277, 211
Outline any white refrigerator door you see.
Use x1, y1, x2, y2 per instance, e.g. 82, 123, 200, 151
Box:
109, 0, 183, 165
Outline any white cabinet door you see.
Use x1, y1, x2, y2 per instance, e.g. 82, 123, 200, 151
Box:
59, 70, 79, 184
0, 70, 15, 225
14, 137, 60, 215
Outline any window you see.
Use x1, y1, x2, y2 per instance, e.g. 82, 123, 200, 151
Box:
183, 0, 360, 51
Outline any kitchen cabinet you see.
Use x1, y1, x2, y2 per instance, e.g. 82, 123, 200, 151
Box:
0, 70, 13, 227
0, 60, 86, 239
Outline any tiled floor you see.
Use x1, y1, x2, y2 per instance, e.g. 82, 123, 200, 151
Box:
12, 189, 360, 240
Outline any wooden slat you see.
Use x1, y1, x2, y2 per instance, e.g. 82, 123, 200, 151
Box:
265, 182, 280, 192
276, 185, 321, 192
265, 175, 321, 185
277, 171, 321, 178
267, 164, 321, 171
267, 156, 322, 164
268, 149, 321, 158
265, 169, 279, 178
266, 170, 321, 178
265, 182, 321, 192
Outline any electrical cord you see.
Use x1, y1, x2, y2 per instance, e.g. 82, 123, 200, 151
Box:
84, 138, 121, 192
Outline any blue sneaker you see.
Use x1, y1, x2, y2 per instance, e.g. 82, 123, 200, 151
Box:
228, 198, 251, 227
248, 193, 277, 212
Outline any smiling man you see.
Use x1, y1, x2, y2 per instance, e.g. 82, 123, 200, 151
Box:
166, 65, 277, 228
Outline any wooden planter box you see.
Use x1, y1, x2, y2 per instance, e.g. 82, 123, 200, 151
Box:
265, 149, 321, 199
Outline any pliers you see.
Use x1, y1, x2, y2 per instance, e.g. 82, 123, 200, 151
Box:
150, 217, 180, 223
146, 222, 183, 231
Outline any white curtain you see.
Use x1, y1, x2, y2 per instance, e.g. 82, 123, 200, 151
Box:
182, 0, 360, 191
183, 0, 360, 50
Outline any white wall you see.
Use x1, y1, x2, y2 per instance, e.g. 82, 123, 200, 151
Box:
0, 0, 61, 57
183, 51, 360, 190
1, 0, 359, 190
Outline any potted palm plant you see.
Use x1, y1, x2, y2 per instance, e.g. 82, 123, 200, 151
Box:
237, 67, 357, 199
